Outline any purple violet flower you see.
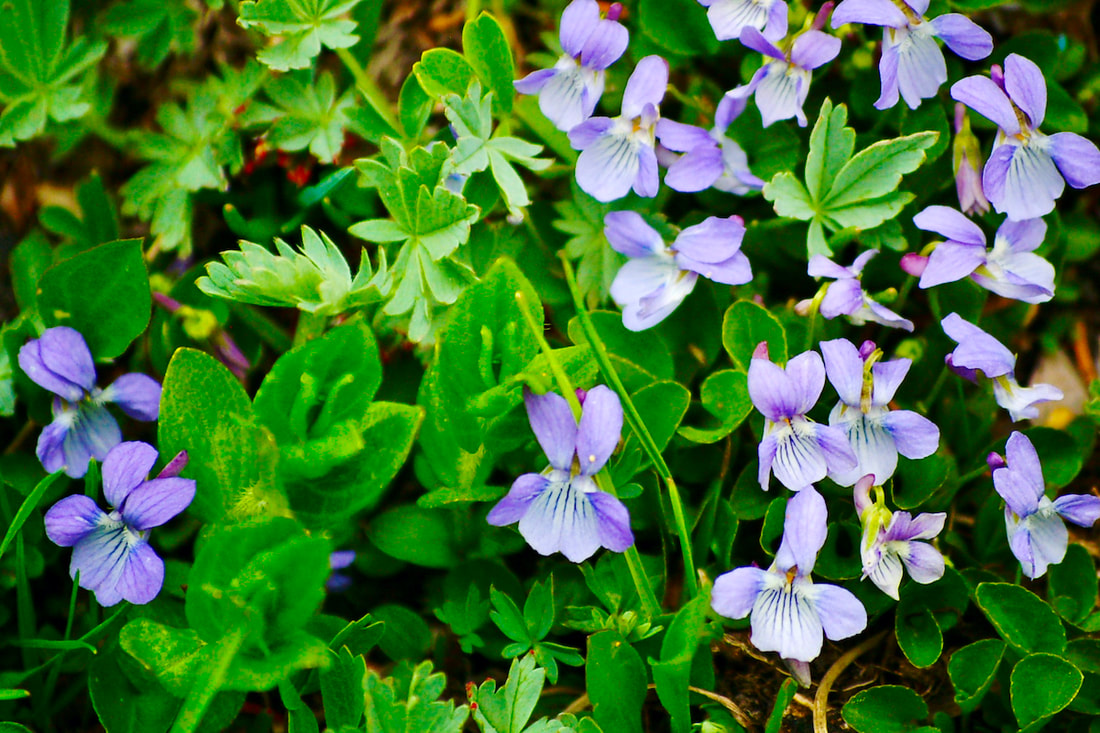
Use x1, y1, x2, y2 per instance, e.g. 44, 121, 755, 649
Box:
832, 0, 992, 110
569, 56, 669, 202
514, 0, 629, 132
43, 441, 195, 606
913, 205, 1055, 303
797, 250, 914, 331
326, 550, 356, 592
821, 339, 940, 487
750, 343, 857, 491
604, 211, 753, 331
19, 327, 162, 479
724, 28, 841, 128
711, 487, 867, 674
941, 313, 1064, 422
696, 0, 789, 42
487, 386, 633, 562
951, 54, 1100, 220
988, 432, 1100, 579
853, 475, 946, 599
656, 96, 766, 194
953, 104, 991, 216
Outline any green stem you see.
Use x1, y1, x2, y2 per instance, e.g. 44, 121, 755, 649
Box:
957, 463, 989, 486
515, 290, 662, 617
292, 311, 329, 348
558, 256, 698, 598
335, 48, 402, 136
169, 626, 247, 733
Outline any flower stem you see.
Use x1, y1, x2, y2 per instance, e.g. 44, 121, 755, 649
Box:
335, 47, 402, 136
813, 631, 888, 733
515, 289, 662, 617
559, 255, 699, 598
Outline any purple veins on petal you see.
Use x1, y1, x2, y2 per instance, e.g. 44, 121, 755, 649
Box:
803, 251, 913, 331
18, 327, 97, 402
699, 0, 789, 42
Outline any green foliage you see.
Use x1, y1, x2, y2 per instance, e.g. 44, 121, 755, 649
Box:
586, 630, 646, 733
975, 582, 1066, 655
443, 83, 551, 218
198, 225, 390, 316
351, 139, 481, 341
470, 655, 550, 733
1048, 544, 1098, 625
554, 184, 623, 308
948, 639, 1005, 713
763, 98, 938, 257
722, 300, 787, 370
1010, 653, 1083, 728
0, 0, 106, 145
363, 660, 469, 733
238, 0, 364, 71
245, 71, 358, 162
490, 579, 583, 684
37, 238, 151, 359
650, 593, 713, 733
101, 0, 198, 67
841, 686, 929, 733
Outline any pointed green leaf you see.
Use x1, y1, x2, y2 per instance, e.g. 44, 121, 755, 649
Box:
805, 98, 854, 201
822, 131, 938, 208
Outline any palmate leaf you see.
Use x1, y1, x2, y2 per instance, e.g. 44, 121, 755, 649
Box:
471, 656, 549, 733
243, 70, 358, 162
0, 0, 106, 145
762, 98, 938, 257
554, 182, 624, 307
443, 83, 551, 218
197, 225, 391, 315
238, 0, 363, 71
101, 0, 198, 67
364, 661, 469, 733
350, 138, 481, 341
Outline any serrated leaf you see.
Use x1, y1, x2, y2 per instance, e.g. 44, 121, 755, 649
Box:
246, 71, 358, 162
762, 173, 815, 221
238, 0, 363, 71
822, 131, 938, 208
101, 0, 197, 67
471, 655, 545, 733
804, 98, 854, 201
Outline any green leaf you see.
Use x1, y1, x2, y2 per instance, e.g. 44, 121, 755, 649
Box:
1048, 544, 1097, 624
462, 13, 514, 114
554, 184, 623, 307
89, 643, 182, 733
471, 655, 545, 733
246, 72, 358, 162
895, 601, 942, 669
765, 678, 798, 733
413, 48, 476, 99
822, 132, 939, 209
373, 605, 432, 661
762, 173, 815, 220
120, 619, 210, 697
238, 0, 364, 71
1010, 653, 1083, 728
368, 505, 459, 568
948, 639, 1005, 713
198, 225, 391, 316
722, 300, 787, 371
321, 648, 367, 730
38, 174, 120, 250
37, 239, 151, 359
650, 593, 712, 733
0, 471, 64, 564
637, 0, 718, 56
363, 660, 469, 733
804, 98, 854, 201
101, 0, 197, 67
677, 369, 752, 444
158, 348, 280, 523
975, 582, 1066, 655
587, 631, 647, 733
841, 685, 929, 733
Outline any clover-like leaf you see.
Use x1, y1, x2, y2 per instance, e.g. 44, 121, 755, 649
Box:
238, 0, 364, 71
244, 71, 358, 163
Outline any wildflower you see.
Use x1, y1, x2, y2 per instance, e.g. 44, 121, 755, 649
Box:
988, 432, 1100, 579
953, 104, 990, 216
487, 386, 633, 562
19, 327, 162, 479
657, 95, 765, 194
43, 442, 195, 606
820, 339, 939, 487
326, 550, 356, 592
569, 55, 669, 202
514, 0, 628, 132
724, 28, 841, 127
912, 206, 1054, 304
797, 250, 914, 331
854, 475, 945, 599
696, 0, 789, 42
941, 313, 1063, 422
750, 343, 857, 491
604, 211, 752, 330
832, 0, 992, 110
711, 486, 867, 678
951, 54, 1100, 220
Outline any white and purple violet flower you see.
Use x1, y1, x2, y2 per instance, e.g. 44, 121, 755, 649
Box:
514, 0, 629, 132
44, 441, 195, 606
604, 211, 752, 331
821, 338, 940, 487
831, 0, 992, 110
487, 386, 633, 563
797, 250, 914, 331
657, 95, 765, 195
854, 475, 946, 600
951, 54, 1100, 220
912, 205, 1055, 304
725, 27, 842, 127
711, 486, 867, 683
750, 343, 857, 491
941, 313, 1064, 422
19, 327, 162, 479
569, 55, 669, 202
696, 0, 789, 43
988, 432, 1100, 579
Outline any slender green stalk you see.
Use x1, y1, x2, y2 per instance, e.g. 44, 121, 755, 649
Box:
516, 291, 662, 617
558, 255, 698, 597
335, 48, 402, 136
292, 311, 329, 348
38, 575, 81, 722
